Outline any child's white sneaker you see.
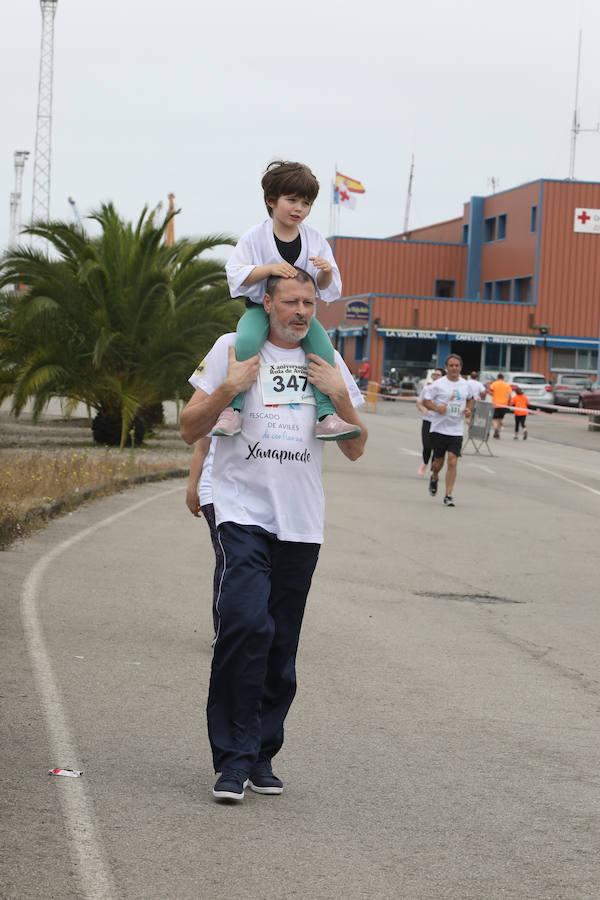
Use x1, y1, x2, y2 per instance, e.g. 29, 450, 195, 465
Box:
314, 413, 361, 441
212, 408, 241, 437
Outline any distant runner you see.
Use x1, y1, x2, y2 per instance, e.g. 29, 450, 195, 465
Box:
510, 386, 529, 440
416, 367, 444, 477
468, 370, 487, 401
487, 373, 513, 439
422, 354, 475, 507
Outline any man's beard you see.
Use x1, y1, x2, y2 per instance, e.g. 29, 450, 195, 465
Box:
270, 312, 309, 343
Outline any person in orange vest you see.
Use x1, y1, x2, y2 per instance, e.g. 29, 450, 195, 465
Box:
487, 373, 513, 439
510, 385, 529, 440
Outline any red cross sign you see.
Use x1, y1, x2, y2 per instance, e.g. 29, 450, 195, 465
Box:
574, 207, 600, 233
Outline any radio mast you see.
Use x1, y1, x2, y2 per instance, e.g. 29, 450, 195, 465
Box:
568, 30, 599, 180
31, 0, 59, 225
8, 151, 30, 246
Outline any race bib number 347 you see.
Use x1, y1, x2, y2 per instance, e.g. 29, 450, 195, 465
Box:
260, 364, 316, 406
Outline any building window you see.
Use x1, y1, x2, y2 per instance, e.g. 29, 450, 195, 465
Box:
494, 280, 512, 302
484, 344, 528, 371
483, 281, 493, 300
484, 217, 496, 242
531, 206, 537, 233
514, 276, 532, 303
552, 348, 598, 371
462, 224, 469, 243
485, 344, 508, 369
497, 214, 507, 240
510, 345, 527, 371
434, 279, 456, 298
355, 334, 365, 360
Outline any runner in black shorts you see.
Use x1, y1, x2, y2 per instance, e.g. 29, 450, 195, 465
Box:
430, 432, 463, 459
422, 354, 475, 507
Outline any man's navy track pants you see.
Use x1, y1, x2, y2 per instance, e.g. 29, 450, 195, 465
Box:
207, 521, 320, 774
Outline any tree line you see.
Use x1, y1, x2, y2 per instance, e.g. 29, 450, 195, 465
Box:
0, 203, 242, 447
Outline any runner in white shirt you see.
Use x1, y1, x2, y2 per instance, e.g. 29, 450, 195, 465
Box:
415, 367, 445, 476
180, 269, 367, 803
422, 354, 476, 507
468, 370, 487, 401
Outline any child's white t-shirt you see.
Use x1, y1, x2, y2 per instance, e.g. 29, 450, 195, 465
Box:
226, 220, 342, 304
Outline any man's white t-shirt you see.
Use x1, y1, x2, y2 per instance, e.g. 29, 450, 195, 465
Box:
198, 440, 215, 507
189, 334, 363, 544
423, 376, 475, 437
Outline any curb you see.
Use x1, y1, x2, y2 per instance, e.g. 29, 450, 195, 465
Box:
1, 467, 188, 550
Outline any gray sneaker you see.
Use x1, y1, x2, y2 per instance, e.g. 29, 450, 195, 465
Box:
315, 413, 361, 442
212, 407, 241, 437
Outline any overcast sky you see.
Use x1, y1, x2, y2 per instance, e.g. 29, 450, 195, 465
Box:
1, 0, 599, 254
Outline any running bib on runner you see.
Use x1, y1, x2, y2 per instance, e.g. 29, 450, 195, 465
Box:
260, 363, 316, 406
447, 400, 465, 417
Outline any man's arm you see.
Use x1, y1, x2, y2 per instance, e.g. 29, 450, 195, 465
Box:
185, 437, 211, 516
423, 398, 446, 414
180, 347, 260, 444
306, 354, 367, 461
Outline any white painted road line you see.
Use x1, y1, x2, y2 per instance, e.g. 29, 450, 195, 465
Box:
470, 464, 496, 474
21, 484, 183, 900
517, 460, 600, 498
400, 447, 421, 457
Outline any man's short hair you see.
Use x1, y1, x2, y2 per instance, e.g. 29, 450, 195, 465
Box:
262, 161, 320, 216
445, 353, 463, 366
265, 268, 317, 299
497, 373, 504, 379
470, 371, 479, 378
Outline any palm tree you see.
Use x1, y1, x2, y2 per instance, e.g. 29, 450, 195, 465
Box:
0, 203, 241, 446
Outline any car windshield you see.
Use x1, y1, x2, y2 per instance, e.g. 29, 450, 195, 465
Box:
512, 376, 546, 386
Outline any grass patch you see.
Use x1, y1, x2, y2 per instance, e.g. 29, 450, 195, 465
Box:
0, 448, 188, 548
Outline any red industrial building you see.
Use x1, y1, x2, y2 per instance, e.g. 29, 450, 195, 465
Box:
319, 178, 600, 383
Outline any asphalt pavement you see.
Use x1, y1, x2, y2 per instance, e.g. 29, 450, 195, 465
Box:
1, 405, 599, 900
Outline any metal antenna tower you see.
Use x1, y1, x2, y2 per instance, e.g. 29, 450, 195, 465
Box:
568, 30, 599, 180
31, 0, 59, 225
8, 151, 30, 246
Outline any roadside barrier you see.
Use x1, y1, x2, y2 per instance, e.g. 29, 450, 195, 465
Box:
359, 386, 599, 418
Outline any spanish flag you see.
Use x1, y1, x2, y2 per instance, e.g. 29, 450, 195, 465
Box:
335, 171, 366, 194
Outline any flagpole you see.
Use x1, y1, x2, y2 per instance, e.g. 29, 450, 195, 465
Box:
334, 160, 339, 235
330, 160, 338, 237
329, 166, 334, 237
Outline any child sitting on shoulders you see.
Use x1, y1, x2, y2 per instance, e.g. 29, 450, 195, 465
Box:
212, 160, 360, 442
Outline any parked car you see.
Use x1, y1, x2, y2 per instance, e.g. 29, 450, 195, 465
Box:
579, 381, 600, 411
480, 371, 554, 409
553, 374, 594, 407
399, 378, 418, 396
